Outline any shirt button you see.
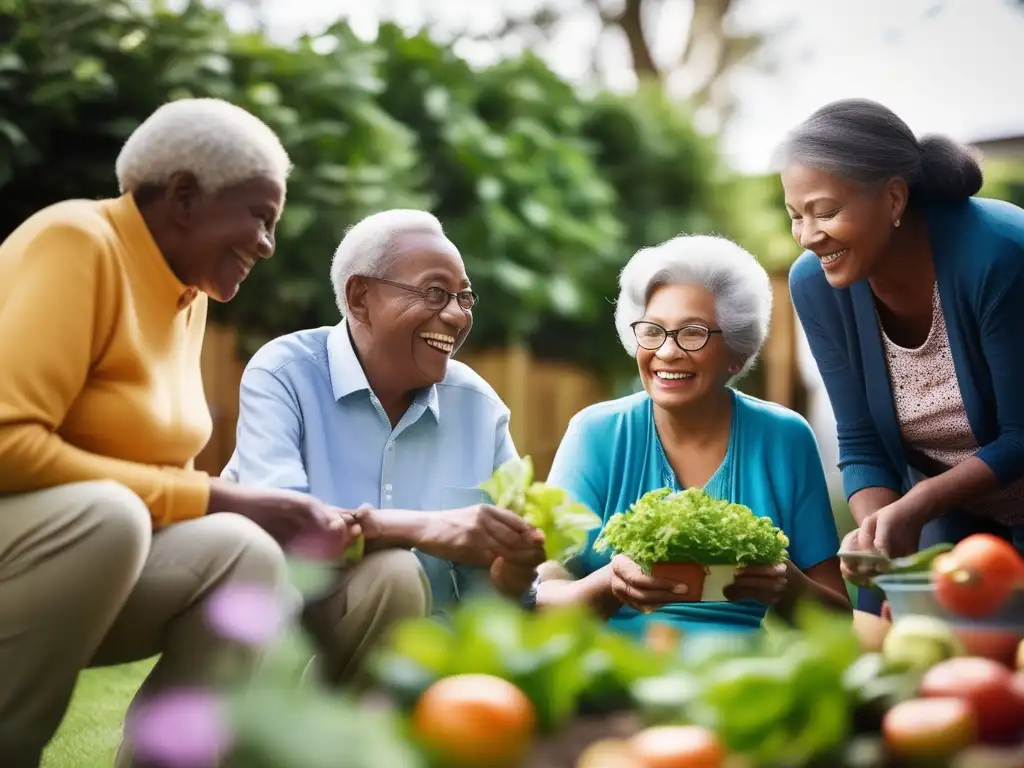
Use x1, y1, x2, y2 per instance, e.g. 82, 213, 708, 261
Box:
387, 444, 394, 452
384, 484, 392, 492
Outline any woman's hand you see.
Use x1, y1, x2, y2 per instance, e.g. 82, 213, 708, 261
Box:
724, 562, 790, 606
838, 492, 934, 575
208, 478, 360, 558
838, 527, 877, 585
287, 505, 364, 561
609, 554, 690, 612
865, 493, 936, 559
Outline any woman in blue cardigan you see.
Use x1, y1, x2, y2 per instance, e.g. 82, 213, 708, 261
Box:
782, 99, 1024, 612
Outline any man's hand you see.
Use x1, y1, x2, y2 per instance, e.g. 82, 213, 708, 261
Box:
420, 504, 544, 567
489, 545, 547, 599
349, 503, 383, 540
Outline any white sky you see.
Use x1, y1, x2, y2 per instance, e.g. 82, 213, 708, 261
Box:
224, 0, 1024, 173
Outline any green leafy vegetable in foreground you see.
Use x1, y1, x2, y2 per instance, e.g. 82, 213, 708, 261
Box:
372, 598, 673, 732
480, 456, 602, 563
633, 603, 868, 767
595, 487, 789, 571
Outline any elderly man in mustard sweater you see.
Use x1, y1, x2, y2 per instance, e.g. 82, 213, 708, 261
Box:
0, 100, 369, 766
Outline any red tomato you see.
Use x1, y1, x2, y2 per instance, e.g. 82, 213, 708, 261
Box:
921, 657, 1024, 745
629, 725, 725, 768
412, 674, 537, 768
883, 697, 976, 760
932, 535, 1024, 619
956, 627, 1023, 668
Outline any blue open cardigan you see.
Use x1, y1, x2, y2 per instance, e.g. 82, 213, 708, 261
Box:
790, 197, 1024, 501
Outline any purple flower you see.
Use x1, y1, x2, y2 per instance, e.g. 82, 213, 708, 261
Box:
205, 583, 284, 646
128, 688, 232, 767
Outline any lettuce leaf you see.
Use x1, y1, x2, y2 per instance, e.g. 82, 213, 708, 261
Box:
480, 456, 602, 563
344, 535, 365, 563
594, 487, 789, 572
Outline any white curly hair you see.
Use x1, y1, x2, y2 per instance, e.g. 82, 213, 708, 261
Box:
614, 234, 773, 380
331, 209, 447, 316
115, 98, 292, 195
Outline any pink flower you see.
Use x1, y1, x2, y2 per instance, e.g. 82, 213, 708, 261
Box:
128, 688, 232, 766
205, 583, 283, 646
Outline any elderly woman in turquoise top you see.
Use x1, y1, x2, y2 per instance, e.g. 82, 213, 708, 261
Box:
536, 235, 851, 638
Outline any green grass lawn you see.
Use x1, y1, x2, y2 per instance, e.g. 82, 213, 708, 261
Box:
42, 660, 153, 768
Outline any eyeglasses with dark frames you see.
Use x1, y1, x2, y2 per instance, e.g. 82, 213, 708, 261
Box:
630, 320, 722, 352
366, 277, 478, 311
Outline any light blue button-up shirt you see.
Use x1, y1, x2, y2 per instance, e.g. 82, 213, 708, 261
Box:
221, 321, 517, 609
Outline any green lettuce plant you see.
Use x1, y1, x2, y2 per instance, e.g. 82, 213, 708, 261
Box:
594, 488, 789, 572
479, 456, 601, 563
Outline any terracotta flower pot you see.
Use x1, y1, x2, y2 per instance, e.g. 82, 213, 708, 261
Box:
651, 562, 736, 602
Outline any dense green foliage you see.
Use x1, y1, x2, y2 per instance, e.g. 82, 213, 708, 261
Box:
595, 487, 790, 570
0, 0, 794, 377
982, 156, 1024, 210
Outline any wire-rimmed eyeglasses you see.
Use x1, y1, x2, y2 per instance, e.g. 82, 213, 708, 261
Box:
630, 320, 722, 352
366, 277, 478, 311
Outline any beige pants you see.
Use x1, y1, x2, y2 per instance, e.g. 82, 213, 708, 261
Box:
0, 481, 430, 767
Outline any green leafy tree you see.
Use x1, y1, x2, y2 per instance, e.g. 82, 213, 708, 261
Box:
372, 26, 629, 366
0, 0, 750, 381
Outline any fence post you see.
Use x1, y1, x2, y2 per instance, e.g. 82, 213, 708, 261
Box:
505, 343, 531, 450
765, 276, 796, 408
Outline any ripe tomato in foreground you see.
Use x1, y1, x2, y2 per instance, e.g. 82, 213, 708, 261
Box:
411, 674, 537, 768
920, 657, 1024, 745
932, 534, 1024, 619
575, 738, 646, 768
628, 724, 725, 768
883, 697, 976, 760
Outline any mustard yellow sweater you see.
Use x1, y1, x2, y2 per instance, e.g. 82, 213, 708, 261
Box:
0, 193, 212, 525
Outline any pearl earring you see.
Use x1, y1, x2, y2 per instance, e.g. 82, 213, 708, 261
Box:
894, 218, 901, 228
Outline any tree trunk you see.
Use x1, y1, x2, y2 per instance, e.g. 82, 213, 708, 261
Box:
618, 0, 661, 80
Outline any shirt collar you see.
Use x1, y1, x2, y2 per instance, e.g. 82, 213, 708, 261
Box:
327, 321, 441, 421
106, 193, 199, 313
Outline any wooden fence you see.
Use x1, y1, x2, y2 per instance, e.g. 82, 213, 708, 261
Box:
194, 277, 798, 480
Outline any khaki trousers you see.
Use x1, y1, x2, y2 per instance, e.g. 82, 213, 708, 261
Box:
302, 548, 431, 687
0, 481, 430, 767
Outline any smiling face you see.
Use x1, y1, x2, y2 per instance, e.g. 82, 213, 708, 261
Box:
636, 283, 741, 411
164, 174, 284, 302
351, 231, 472, 391
781, 164, 907, 288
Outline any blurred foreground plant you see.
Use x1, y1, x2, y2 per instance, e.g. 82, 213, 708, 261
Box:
372, 597, 675, 734
127, 564, 901, 768
128, 559, 424, 768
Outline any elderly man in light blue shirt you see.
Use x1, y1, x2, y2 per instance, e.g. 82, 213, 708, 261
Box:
221, 209, 544, 685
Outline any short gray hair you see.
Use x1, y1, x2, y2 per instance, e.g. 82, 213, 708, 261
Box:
614, 234, 772, 380
115, 98, 292, 195
330, 209, 446, 316
775, 98, 982, 205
